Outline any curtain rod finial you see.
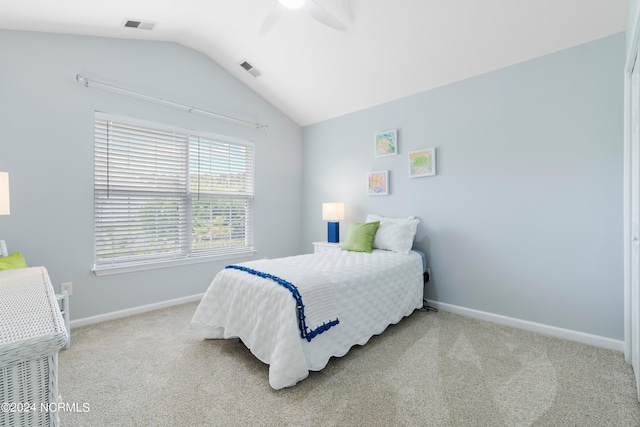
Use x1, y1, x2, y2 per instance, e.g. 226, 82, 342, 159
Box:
76, 74, 89, 87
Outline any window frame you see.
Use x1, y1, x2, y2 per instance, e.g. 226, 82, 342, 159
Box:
92, 112, 256, 276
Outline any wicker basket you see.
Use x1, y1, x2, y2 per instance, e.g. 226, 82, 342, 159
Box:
0, 267, 69, 427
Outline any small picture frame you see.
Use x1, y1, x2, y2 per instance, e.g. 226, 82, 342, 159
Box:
368, 170, 389, 196
374, 130, 398, 157
409, 148, 436, 178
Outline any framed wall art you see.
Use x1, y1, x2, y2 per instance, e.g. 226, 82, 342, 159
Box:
374, 130, 397, 157
409, 148, 436, 178
368, 170, 389, 196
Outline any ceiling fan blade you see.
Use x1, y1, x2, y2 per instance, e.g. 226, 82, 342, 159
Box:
303, 0, 347, 31
260, 2, 286, 35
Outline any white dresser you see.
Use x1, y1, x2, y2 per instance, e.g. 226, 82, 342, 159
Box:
0, 267, 68, 427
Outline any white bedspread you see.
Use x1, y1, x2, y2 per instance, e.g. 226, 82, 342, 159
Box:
191, 249, 424, 389
227, 258, 339, 340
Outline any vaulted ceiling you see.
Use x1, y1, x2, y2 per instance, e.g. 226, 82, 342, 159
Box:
0, 0, 627, 126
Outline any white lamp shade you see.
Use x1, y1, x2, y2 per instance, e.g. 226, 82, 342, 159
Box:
0, 172, 9, 215
322, 203, 344, 221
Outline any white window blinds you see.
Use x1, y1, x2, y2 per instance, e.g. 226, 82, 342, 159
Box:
93, 113, 254, 272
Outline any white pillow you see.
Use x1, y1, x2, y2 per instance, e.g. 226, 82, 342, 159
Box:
365, 214, 419, 254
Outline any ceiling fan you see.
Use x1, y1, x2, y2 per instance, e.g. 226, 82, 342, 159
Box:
260, 0, 348, 35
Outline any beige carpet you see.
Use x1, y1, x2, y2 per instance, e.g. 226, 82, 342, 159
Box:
58, 302, 640, 426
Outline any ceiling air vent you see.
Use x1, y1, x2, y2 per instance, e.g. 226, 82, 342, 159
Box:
239, 60, 262, 78
124, 19, 156, 30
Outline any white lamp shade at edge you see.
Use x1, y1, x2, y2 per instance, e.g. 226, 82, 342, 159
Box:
0, 172, 9, 216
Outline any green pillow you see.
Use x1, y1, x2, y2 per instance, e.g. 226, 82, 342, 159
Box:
341, 222, 380, 253
0, 252, 27, 270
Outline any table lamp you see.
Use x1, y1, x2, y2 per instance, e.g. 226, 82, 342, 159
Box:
0, 172, 9, 216
322, 202, 344, 243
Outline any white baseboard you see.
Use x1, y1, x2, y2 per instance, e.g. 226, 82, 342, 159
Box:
69, 294, 624, 353
70, 293, 204, 329
428, 300, 624, 353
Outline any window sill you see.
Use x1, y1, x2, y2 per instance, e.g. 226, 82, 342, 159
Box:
92, 251, 257, 276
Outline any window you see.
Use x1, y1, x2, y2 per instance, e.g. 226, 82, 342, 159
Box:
93, 113, 255, 274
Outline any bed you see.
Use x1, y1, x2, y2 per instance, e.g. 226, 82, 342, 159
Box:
190, 215, 425, 389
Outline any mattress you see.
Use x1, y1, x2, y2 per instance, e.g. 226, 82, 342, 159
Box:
191, 249, 424, 389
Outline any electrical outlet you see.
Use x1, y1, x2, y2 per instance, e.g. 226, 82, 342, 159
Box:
61, 282, 73, 296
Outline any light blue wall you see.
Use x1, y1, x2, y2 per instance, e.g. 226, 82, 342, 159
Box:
630, 0, 639, 59
302, 33, 625, 340
0, 30, 302, 320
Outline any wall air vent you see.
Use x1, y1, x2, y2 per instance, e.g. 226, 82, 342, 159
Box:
239, 60, 262, 78
124, 19, 156, 30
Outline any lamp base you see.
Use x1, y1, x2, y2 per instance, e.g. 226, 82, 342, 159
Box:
327, 222, 339, 243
